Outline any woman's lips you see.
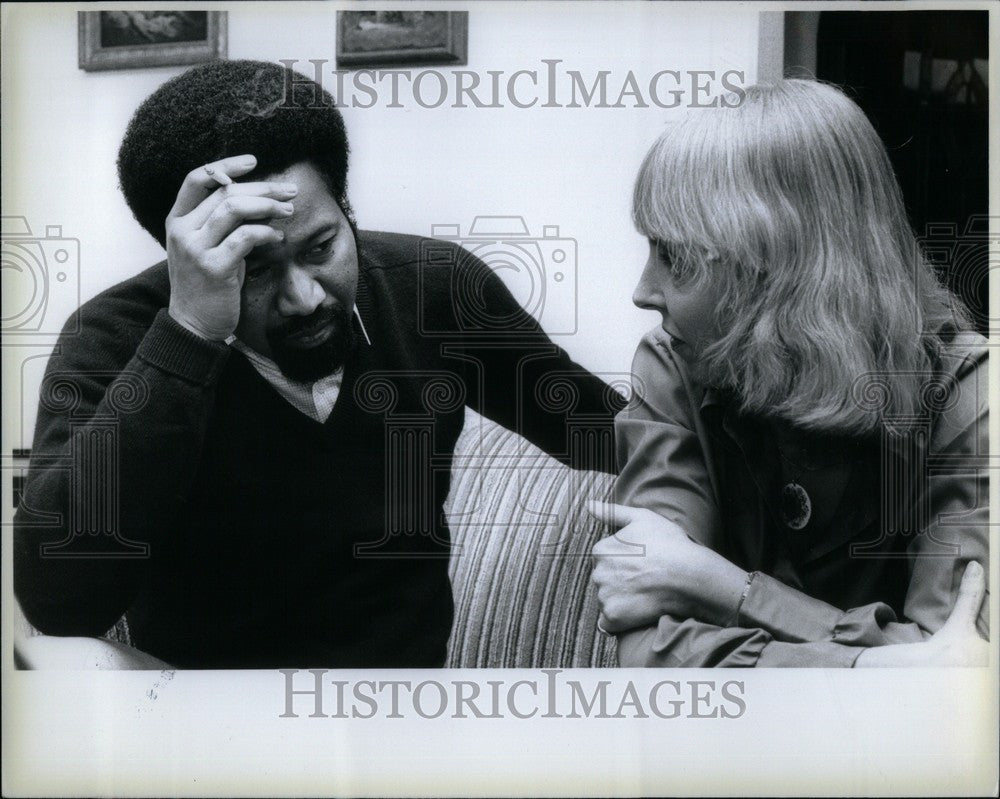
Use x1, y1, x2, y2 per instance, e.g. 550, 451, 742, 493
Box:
661, 324, 685, 349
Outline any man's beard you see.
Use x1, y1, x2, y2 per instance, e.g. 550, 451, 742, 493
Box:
267, 304, 357, 383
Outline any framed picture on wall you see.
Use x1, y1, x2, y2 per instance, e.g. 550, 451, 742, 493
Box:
78, 11, 227, 72
336, 11, 468, 68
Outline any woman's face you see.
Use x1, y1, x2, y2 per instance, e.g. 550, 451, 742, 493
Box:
632, 240, 723, 363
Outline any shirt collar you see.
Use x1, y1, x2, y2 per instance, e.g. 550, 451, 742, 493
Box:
227, 304, 371, 373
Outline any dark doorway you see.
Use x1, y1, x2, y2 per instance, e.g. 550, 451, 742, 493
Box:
788, 11, 989, 333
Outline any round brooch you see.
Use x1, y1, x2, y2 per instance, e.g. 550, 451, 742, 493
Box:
781, 482, 812, 530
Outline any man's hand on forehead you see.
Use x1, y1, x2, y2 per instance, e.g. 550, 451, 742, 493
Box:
168, 154, 300, 219
164, 154, 299, 342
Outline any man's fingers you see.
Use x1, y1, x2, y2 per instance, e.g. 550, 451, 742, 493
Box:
168, 155, 260, 219
941, 561, 987, 634
185, 181, 300, 230
215, 224, 285, 263
198, 195, 294, 248
586, 500, 645, 529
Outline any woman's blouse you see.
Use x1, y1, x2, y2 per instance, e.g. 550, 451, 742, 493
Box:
613, 328, 988, 667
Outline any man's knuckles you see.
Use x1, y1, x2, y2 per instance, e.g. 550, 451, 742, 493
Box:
165, 222, 193, 249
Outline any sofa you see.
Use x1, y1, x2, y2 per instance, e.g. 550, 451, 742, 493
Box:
16, 408, 619, 668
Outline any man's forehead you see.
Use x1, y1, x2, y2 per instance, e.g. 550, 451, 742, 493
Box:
256, 160, 331, 190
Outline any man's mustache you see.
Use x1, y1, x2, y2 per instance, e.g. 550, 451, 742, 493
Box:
271, 305, 342, 338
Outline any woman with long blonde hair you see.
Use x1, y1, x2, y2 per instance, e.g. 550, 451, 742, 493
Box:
591, 80, 988, 667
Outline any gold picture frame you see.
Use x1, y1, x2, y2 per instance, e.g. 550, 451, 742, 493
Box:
78, 11, 227, 72
336, 11, 468, 69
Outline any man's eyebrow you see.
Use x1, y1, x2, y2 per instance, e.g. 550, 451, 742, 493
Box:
245, 221, 341, 262
305, 221, 339, 242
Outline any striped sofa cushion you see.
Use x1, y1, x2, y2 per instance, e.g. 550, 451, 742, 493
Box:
444, 410, 618, 668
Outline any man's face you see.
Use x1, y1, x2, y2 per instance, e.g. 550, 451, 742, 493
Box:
234, 161, 359, 382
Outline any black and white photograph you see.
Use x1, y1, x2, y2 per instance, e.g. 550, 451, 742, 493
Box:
2, 1, 996, 796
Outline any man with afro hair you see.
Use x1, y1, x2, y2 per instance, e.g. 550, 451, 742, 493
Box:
14, 60, 622, 668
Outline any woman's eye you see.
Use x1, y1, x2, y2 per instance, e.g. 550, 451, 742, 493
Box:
655, 241, 675, 265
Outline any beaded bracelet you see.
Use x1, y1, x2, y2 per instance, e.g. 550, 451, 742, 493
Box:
731, 570, 757, 626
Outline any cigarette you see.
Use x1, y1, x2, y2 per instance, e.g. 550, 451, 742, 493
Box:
204, 165, 232, 187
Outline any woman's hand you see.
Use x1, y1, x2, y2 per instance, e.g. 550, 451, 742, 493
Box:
588, 501, 747, 633
855, 561, 989, 667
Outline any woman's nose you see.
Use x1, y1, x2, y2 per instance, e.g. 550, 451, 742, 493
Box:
632, 258, 663, 311
276, 265, 325, 316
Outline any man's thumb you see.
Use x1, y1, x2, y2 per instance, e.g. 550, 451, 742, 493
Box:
941, 561, 987, 635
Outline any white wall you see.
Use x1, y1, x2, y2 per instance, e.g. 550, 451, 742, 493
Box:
2, 1, 762, 448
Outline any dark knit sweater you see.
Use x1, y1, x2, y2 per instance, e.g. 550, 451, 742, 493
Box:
14, 231, 623, 668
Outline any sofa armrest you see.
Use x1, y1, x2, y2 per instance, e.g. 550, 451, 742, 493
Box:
14, 634, 171, 670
